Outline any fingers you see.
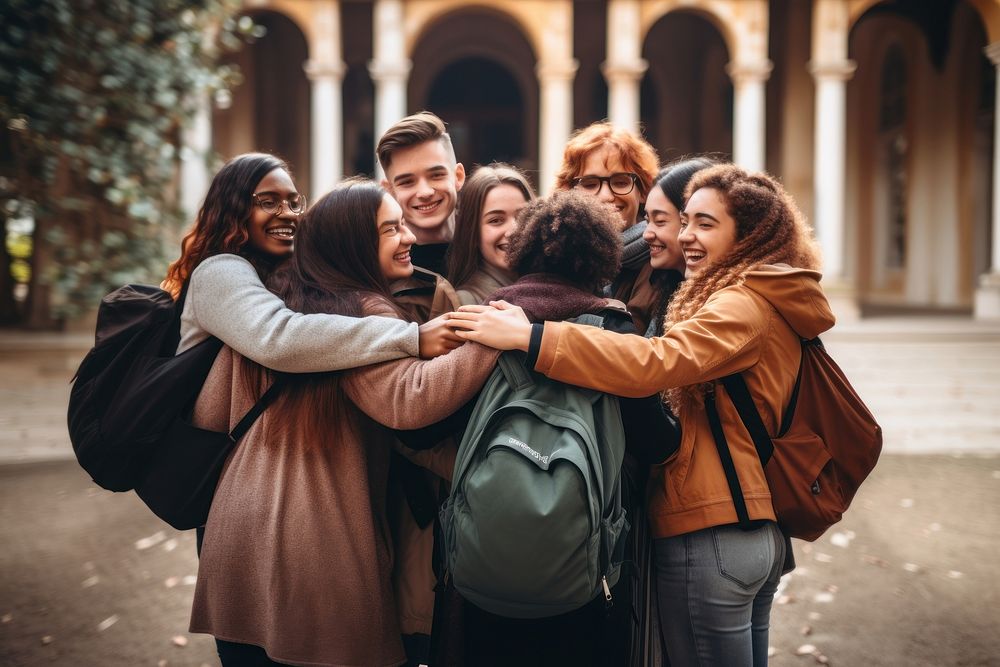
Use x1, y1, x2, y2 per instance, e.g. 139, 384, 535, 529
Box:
488, 300, 515, 310
457, 304, 494, 313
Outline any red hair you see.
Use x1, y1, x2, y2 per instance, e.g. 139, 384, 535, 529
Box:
554, 121, 659, 198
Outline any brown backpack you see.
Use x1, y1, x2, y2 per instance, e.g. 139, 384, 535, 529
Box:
706, 338, 882, 541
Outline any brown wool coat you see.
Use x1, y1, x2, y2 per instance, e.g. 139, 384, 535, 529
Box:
189, 300, 499, 667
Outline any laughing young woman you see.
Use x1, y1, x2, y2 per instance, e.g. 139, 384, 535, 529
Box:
447, 163, 535, 305
449, 164, 835, 666
190, 178, 499, 666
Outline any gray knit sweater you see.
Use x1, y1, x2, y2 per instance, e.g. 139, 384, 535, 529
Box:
177, 254, 419, 371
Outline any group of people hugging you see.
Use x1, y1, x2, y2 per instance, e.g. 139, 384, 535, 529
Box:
162, 111, 835, 667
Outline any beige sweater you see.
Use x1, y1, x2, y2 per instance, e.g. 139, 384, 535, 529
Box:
189, 301, 499, 667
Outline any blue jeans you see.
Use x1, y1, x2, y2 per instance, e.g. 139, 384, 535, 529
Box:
654, 521, 785, 666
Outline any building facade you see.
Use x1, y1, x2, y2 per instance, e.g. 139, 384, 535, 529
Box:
181, 0, 1000, 319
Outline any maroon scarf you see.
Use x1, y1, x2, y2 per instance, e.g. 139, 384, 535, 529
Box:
490, 273, 610, 323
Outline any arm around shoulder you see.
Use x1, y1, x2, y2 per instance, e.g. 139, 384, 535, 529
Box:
186, 254, 419, 372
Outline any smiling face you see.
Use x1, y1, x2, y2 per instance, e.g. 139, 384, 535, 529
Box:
642, 185, 685, 272
478, 184, 528, 273
376, 194, 417, 281
383, 139, 465, 245
679, 187, 738, 276
574, 145, 643, 231
246, 168, 300, 259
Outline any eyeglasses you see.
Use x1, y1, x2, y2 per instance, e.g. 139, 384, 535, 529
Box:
252, 192, 307, 215
570, 173, 639, 196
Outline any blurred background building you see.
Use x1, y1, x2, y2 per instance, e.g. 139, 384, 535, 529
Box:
180, 0, 1000, 320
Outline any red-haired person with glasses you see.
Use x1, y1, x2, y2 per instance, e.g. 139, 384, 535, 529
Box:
554, 122, 660, 333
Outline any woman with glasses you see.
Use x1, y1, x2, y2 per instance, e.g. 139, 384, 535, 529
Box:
554, 121, 660, 333
162, 153, 456, 367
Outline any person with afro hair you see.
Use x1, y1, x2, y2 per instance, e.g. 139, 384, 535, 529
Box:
459, 189, 679, 667
450, 165, 835, 666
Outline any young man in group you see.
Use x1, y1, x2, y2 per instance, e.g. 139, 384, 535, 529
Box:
376, 111, 466, 666
377, 110, 465, 278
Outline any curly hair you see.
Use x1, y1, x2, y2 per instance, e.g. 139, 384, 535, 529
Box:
662, 164, 822, 414
447, 163, 535, 287
162, 153, 289, 298
553, 121, 659, 199
505, 190, 622, 293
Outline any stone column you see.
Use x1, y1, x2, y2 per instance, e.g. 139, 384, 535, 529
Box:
180, 90, 212, 222
603, 0, 647, 132
537, 59, 578, 194
976, 42, 1000, 319
808, 0, 858, 320
726, 60, 772, 172
369, 0, 411, 177
304, 60, 345, 197
809, 58, 856, 284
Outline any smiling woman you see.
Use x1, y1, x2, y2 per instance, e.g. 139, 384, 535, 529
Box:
447, 162, 536, 305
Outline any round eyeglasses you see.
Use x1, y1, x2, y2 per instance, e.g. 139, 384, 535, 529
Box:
252, 192, 307, 215
570, 172, 639, 197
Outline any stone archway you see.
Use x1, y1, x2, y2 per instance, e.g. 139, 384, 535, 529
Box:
407, 8, 538, 180
640, 10, 733, 163
213, 10, 311, 192
847, 1, 992, 311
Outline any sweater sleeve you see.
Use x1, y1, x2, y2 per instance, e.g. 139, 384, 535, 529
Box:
180, 254, 419, 372
342, 340, 500, 430
535, 288, 769, 397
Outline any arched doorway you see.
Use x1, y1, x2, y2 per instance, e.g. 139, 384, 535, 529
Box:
212, 11, 311, 192
641, 11, 732, 163
426, 58, 523, 167
848, 1, 991, 311
408, 9, 538, 181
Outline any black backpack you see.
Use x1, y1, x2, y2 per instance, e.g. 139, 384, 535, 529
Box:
68, 284, 278, 529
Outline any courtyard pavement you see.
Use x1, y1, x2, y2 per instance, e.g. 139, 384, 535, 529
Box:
1, 318, 998, 666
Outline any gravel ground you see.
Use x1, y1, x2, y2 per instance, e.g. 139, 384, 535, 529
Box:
1, 454, 998, 666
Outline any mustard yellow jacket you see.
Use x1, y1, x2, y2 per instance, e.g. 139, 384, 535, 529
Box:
535, 265, 836, 538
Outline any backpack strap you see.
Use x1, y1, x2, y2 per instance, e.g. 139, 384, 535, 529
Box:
707, 338, 812, 530
705, 385, 754, 530
229, 376, 284, 443
718, 374, 774, 465
498, 351, 534, 391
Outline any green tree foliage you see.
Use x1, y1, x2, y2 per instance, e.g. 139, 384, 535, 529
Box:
0, 0, 258, 326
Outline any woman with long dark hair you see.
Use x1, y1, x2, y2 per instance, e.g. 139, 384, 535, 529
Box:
189, 178, 498, 667
446, 163, 535, 305
450, 164, 835, 666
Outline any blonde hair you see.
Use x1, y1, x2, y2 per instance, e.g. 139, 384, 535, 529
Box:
663, 164, 821, 414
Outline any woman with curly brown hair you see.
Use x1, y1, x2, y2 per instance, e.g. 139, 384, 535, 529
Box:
554, 121, 660, 332
450, 164, 836, 666
459, 190, 678, 667
446, 163, 535, 305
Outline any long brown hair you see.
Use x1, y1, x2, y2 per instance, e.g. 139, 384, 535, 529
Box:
447, 163, 535, 287
663, 164, 821, 414
250, 178, 407, 443
162, 153, 290, 298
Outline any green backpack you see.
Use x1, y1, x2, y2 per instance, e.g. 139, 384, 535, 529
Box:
440, 315, 629, 619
